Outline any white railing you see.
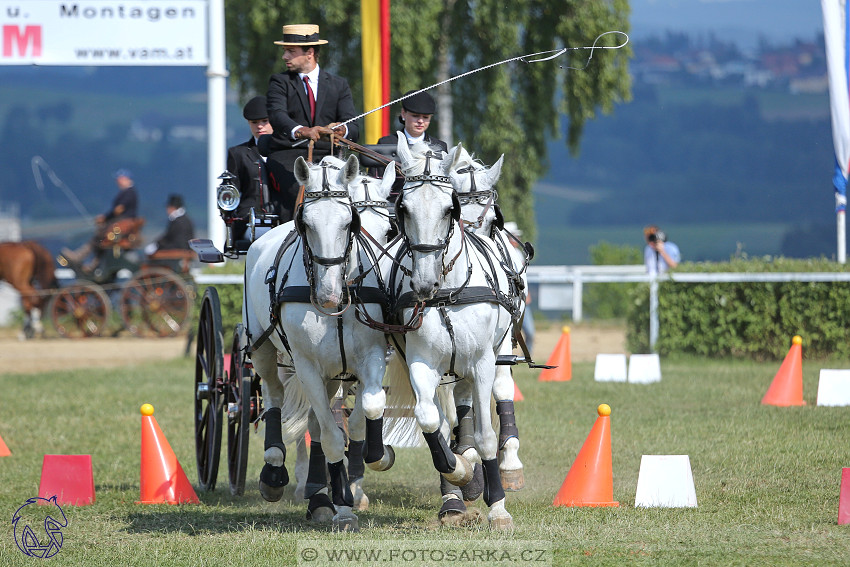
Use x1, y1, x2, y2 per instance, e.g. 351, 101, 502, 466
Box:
185, 265, 850, 352
528, 266, 850, 351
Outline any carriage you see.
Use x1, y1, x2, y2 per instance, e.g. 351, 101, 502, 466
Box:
51, 217, 195, 338
187, 146, 400, 497
189, 139, 535, 529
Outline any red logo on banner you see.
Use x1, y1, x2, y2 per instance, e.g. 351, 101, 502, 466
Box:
3, 25, 42, 57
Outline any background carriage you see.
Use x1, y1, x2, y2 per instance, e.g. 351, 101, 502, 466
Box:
52, 217, 194, 338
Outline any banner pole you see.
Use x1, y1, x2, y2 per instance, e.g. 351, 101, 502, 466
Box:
207, 0, 228, 251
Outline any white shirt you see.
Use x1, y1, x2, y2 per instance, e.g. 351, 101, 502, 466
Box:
290, 65, 348, 139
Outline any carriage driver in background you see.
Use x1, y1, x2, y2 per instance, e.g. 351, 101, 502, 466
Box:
226, 96, 274, 242
144, 194, 195, 256
62, 168, 139, 270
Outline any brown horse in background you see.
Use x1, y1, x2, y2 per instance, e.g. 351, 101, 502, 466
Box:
0, 241, 58, 338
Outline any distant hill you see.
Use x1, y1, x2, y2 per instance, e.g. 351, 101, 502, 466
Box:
532, 83, 834, 264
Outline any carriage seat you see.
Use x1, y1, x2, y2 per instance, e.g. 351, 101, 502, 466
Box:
359, 144, 399, 168
147, 248, 196, 274
97, 217, 146, 251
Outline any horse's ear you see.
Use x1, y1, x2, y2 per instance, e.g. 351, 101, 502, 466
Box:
485, 154, 504, 186
444, 142, 465, 175
294, 156, 310, 186
342, 154, 359, 184
396, 134, 413, 168
378, 161, 395, 200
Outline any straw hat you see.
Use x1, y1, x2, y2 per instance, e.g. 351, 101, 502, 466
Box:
274, 24, 328, 47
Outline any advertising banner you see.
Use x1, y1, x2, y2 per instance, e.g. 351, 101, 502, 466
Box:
1, 0, 207, 66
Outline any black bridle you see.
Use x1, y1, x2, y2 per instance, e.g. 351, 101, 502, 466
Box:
296, 162, 360, 315
397, 151, 460, 260
455, 164, 497, 230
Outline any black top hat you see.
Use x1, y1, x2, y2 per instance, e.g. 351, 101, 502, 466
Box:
401, 90, 436, 115
166, 194, 184, 209
243, 96, 267, 120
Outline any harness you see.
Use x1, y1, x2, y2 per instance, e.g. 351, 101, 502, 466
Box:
250, 164, 390, 378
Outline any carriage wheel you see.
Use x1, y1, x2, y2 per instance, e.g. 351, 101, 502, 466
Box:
119, 267, 192, 337
194, 287, 223, 491
226, 324, 254, 496
47, 281, 112, 338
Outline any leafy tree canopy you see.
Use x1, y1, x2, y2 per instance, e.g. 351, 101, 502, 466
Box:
224, 0, 632, 240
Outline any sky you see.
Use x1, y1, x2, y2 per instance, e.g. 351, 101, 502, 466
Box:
631, 0, 824, 47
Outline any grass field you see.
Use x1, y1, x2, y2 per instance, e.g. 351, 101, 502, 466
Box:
1, 352, 849, 566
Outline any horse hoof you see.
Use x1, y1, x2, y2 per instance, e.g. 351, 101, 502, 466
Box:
438, 497, 467, 525
442, 453, 473, 487
258, 463, 289, 502
258, 480, 286, 503
460, 463, 485, 501
333, 509, 360, 532
366, 445, 395, 472
489, 514, 514, 531
306, 493, 336, 523
500, 468, 525, 492
351, 480, 369, 511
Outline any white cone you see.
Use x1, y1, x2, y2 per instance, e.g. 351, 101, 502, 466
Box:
594, 354, 627, 382
816, 369, 850, 406
635, 455, 697, 508
628, 354, 661, 384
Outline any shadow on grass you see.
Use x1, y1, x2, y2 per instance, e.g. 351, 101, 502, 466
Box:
119, 481, 446, 535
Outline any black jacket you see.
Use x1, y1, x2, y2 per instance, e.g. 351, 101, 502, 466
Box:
156, 212, 194, 250
226, 137, 266, 216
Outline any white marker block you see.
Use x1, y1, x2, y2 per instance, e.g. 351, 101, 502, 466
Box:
594, 354, 627, 382
634, 455, 697, 508
816, 369, 850, 406
628, 354, 661, 384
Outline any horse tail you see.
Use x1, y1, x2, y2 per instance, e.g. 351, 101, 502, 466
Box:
24, 241, 58, 292
383, 351, 423, 448
278, 369, 311, 446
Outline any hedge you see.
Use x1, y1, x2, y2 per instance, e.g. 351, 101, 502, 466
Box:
626, 257, 850, 360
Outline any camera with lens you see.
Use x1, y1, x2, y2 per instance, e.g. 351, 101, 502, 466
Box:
648, 230, 667, 244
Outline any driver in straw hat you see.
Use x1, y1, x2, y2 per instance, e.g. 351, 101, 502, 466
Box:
263, 23, 360, 222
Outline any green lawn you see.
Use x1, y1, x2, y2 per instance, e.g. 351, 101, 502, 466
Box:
1, 352, 848, 565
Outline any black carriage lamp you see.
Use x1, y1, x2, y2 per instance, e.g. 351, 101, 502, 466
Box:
216, 171, 240, 212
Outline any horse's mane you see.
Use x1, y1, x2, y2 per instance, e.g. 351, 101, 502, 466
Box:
22, 241, 58, 290
399, 139, 446, 176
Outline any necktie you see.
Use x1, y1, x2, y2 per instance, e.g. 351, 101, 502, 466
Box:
303, 76, 316, 123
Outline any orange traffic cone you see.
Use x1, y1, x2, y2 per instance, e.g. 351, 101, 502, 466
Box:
513, 381, 524, 402
0, 433, 10, 456
839, 468, 850, 525
137, 404, 200, 505
762, 335, 806, 406
539, 326, 572, 382
553, 403, 619, 507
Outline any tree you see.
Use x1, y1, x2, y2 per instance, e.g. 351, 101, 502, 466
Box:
223, 0, 631, 240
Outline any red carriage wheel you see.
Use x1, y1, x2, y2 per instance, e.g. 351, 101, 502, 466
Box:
47, 280, 112, 338
119, 267, 192, 337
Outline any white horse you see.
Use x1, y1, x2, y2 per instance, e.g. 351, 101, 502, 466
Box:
284, 155, 400, 512
448, 145, 530, 492
384, 137, 518, 529
244, 154, 394, 531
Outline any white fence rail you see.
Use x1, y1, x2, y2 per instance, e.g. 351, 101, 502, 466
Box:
185, 265, 850, 352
